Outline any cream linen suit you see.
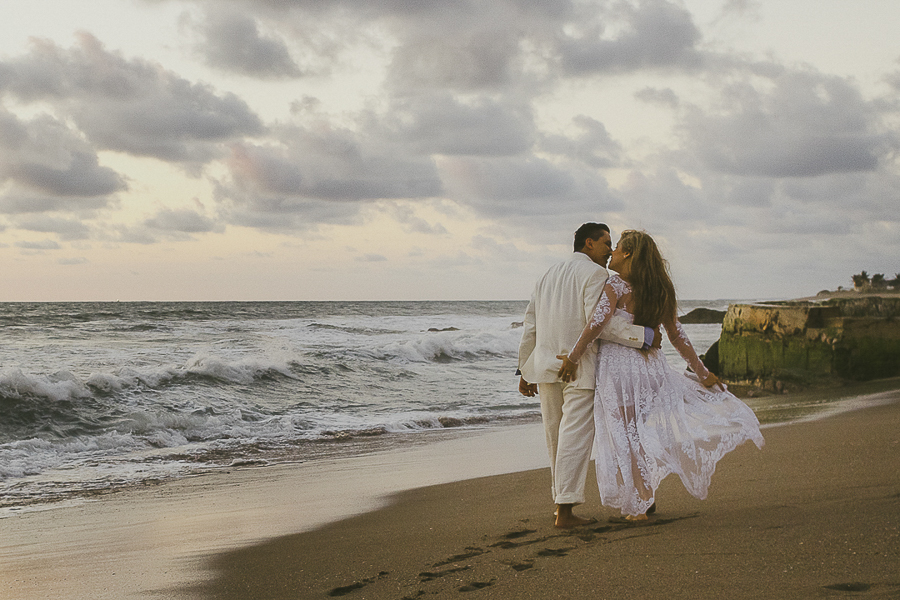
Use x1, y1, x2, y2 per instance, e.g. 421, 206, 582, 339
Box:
518, 251, 647, 505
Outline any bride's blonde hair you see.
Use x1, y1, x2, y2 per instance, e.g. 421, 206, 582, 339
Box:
618, 230, 677, 329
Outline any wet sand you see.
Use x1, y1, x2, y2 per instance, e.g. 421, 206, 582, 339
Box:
189, 391, 900, 600
2, 383, 899, 600
0, 424, 549, 600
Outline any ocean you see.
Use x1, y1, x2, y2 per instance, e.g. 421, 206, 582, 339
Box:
0, 300, 732, 511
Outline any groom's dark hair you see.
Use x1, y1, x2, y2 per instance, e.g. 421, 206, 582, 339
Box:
574, 222, 610, 251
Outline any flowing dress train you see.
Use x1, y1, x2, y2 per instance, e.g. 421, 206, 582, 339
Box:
588, 276, 764, 516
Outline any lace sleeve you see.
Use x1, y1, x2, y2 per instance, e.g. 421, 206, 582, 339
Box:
589, 288, 613, 329
664, 319, 710, 379
568, 281, 619, 364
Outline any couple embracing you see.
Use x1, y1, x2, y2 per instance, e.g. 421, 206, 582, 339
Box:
517, 223, 764, 527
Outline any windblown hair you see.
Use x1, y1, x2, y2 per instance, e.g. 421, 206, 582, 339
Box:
617, 230, 677, 329
573, 222, 610, 252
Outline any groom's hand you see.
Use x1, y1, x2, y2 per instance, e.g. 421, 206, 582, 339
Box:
519, 376, 538, 397
556, 354, 578, 383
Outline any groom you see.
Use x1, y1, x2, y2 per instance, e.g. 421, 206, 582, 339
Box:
517, 223, 657, 528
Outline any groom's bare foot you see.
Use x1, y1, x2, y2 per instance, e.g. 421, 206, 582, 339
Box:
554, 504, 594, 528
556, 514, 594, 528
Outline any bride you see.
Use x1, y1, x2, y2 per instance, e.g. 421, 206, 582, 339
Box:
558, 230, 764, 520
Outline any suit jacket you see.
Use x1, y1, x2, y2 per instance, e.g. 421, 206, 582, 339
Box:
518, 252, 646, 389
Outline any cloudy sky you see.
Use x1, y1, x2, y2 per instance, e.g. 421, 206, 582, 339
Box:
1, 0, 897, 301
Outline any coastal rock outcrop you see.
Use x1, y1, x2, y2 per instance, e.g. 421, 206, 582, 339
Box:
715, 296, 900, 383
679, 308, 726, 324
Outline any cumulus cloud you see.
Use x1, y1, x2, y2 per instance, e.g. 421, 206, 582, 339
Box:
115, 227, 159, 245
13, 215, 92, 240
217, 191, 366, 232
387, 203, 449, 235
0, 33, 264, 165
469, 234, 527, 261
15, 239, 61, 250
144, 208, 222, 233
215, 121, 444, 230
103, 208, 225, 244
58, 257, 89, 265
634, 86, 680, 107
718, 0, 763, 19
556, 0, 703, 75
196, 11, 302, 78
438, 155, 622, 218
0, 107, 126, 212
539, 115, 623, 168
616, 167, 707, 225
1, 0, 895, 299
0, 194, 110, 215
389, 29, 522, 91
227, 125, 442, 200
720, 177, 776, 208
376, 94, 534, 156
169, 0, 568, 93
680, 70, 889, 178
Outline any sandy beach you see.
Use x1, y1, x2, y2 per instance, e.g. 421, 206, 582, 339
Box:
2, 383, 899, 600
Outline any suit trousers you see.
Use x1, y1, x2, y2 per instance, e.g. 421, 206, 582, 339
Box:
538, 382, 594, 505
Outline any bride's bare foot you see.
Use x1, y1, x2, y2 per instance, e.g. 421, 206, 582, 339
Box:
554, 504, 595, 528
625, 514, 648, 522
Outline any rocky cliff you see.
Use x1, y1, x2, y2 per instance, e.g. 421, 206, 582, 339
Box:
715, 296, 900, 384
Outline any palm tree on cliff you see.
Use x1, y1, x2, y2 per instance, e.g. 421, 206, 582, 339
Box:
852, 271, 870, 290
889, 273, 900, 290
871, 273, 887, 289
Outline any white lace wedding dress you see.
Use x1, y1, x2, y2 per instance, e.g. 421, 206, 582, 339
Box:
587, 275, 764, 516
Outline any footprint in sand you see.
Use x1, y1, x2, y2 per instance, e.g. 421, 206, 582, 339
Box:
459, 579, 496, 592
823, 582, 871, 593
501, 528, 537, 539
432, 547, 486, 567
489, 529, 546, 549
419, 565, 470, 582
536, 547, 573, 557
327, 571, 389, 596
328, 582, 366, 597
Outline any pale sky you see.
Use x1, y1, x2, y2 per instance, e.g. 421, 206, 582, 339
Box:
1, 0, 898, 301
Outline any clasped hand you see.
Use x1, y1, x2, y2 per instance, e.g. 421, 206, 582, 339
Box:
556, 354, 578, 383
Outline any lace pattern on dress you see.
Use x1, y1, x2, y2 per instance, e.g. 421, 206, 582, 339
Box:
568, 277, 622, 362
589, 275, 628, 329
592, 312, 764, 517
607, 274, 630, 298
589, 292, 613, 329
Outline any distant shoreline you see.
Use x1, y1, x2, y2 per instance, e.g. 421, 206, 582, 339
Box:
792, 289, 900, 302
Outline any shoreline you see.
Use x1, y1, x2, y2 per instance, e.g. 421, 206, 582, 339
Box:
1, 380, 899, 599
0, 423, 550, 600
6, 375, 898, 518
0, 413, 544, 515
189, 388, 900, 600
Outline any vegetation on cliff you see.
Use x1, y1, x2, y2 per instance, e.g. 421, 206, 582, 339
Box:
849, 271, 900, 291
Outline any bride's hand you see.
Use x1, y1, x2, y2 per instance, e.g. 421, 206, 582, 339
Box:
701, 371, 723, 391
557, 354, 578, 383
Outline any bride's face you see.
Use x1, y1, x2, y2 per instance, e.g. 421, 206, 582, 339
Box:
608, 243, 630, 274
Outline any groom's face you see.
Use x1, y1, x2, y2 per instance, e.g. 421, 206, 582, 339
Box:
584, 231, 613, 266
